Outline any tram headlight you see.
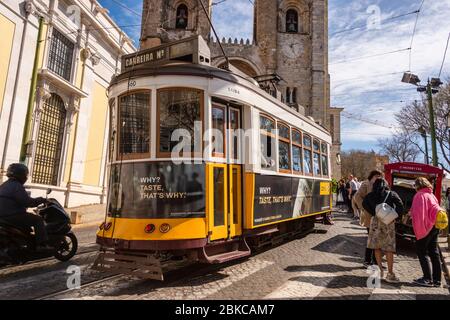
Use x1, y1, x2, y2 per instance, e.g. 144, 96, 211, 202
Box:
104, 222, 112, 231
144, 224, 156, 234
159, 223, 171, 233
99, 222, 105, 230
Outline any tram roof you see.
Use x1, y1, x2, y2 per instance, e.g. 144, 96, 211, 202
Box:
110, 62, 331, 137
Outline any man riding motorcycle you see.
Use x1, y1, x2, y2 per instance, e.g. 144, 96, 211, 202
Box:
0, 163, 51, 250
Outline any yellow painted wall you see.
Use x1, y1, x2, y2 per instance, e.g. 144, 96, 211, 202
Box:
0, 14, 16, 116
83, 82, 108, 186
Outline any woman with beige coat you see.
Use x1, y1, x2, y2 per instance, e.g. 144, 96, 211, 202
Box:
353, 170, 383, 267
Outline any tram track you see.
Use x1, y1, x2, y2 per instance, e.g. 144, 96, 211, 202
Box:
34, 258, 237, 300
0, 245, 100, 274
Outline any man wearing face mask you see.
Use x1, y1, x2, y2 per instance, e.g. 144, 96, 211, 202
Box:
0, 163, 50, 250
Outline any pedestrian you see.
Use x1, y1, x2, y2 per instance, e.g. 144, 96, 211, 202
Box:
346, 175, 354, 214
354, 170, 383, 268
410, 177, 444, 287
363, 178, 404, 282
349, 175, 360, 218
336, 179, 347, 211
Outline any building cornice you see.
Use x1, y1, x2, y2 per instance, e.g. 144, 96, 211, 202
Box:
38, 69, 88, 99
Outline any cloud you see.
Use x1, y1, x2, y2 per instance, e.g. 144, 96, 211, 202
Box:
99, 0, 450, 153
329, 0, 450, 151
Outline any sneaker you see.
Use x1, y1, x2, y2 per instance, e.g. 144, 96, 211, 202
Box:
385, 273, 400, 283
363, 261, 372, 268
433, 281, 443, 288
413, 277, 433, 287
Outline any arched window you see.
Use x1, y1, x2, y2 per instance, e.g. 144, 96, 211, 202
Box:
32, 94, 66, 186
286, 9, 299, 33
176, 4, 189, 29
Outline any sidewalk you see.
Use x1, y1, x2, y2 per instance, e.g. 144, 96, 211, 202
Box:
68, 204, 106, 229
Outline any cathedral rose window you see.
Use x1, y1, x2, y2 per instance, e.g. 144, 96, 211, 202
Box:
286, 9, 299, 33
176, 4, 189, 29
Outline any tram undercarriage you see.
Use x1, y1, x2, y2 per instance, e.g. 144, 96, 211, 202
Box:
93, 214, 320, 281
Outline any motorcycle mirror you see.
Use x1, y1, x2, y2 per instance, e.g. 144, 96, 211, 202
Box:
46, 188, 52, 195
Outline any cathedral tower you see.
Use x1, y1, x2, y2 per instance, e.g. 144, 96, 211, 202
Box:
140, 0, 212, 49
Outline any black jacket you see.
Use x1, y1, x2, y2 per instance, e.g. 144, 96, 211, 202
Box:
0, 179, 46, 217
362, 190, 404, 217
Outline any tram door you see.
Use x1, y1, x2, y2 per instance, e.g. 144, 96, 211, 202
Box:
208, 105, 243, 241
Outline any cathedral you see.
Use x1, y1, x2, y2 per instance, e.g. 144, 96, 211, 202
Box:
139, 0, 342, 178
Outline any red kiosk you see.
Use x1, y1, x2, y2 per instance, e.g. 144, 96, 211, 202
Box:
384, 162, 444, 240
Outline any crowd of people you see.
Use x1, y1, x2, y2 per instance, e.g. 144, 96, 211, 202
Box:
335, 170, 445, 287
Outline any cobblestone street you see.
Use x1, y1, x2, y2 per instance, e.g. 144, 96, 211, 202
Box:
1, 212, 448, 300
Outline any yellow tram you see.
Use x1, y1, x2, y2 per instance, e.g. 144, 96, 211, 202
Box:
95, 36, 332, 279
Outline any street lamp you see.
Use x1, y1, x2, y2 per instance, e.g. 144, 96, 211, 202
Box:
418, 126, 429, 165
402, 73, 442, 167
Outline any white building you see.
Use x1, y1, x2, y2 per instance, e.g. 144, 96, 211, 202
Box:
0, 0, 135, 207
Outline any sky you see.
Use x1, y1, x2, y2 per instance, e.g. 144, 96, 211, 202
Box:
98, 0, 450, 153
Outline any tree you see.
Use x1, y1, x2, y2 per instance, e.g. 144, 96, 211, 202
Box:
340, 149, 388, 181
392, 82, 450, 171
377, 130, 421, 163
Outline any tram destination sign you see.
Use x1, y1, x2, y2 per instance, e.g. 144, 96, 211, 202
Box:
122, 47, 169, 72
121, 36, 211, 72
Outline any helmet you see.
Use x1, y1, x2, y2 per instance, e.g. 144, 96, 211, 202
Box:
6, 163, 29, 184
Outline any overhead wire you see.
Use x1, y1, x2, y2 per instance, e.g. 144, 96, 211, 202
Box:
408, 0, 426, 71
439, 32, 450, 78
330, 9, 420, 37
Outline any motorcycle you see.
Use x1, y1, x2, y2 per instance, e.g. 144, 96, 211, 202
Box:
0, 189, 78, 266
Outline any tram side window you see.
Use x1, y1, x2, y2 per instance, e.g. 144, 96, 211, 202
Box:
313, 139, 321, 176
303, 134, 313, 174
158, 88, 203, 157
278, 123, 291, 171
321, 142, 329, 177
260, 115, 276, 171
292, 129, 302, 173
118, 92, 151, 159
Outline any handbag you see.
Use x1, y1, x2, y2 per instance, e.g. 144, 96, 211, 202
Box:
337, 192, 343, 202
375, 191, 398, 225
435, 210, 449, 230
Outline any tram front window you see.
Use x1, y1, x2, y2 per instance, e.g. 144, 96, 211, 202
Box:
158, 88, 202, 157
107, 162, 206, 219
118, 92, 151, 159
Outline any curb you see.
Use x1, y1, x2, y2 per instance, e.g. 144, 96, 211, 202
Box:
438, 237, 450, 281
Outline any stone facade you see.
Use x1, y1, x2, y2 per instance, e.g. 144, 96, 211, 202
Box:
140, 0, 342, 178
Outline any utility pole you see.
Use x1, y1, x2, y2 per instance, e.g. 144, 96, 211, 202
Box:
418, 126, 429, 164
426, 80, 439, 167
402, 73, 442, 167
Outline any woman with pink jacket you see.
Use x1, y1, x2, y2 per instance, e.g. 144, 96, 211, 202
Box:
410, 177, 443, 287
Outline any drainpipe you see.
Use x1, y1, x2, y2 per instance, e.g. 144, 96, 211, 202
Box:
1, 12, 28, 179
20, 16, 45, 163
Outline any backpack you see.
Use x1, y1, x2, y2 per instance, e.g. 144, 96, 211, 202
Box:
435, 210, 449, 230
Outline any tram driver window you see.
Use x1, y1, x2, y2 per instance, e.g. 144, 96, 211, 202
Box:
118, 91, 151, 159
260, 115, 276, 171
157, 88, 202, 157
303, 134, 313, 174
